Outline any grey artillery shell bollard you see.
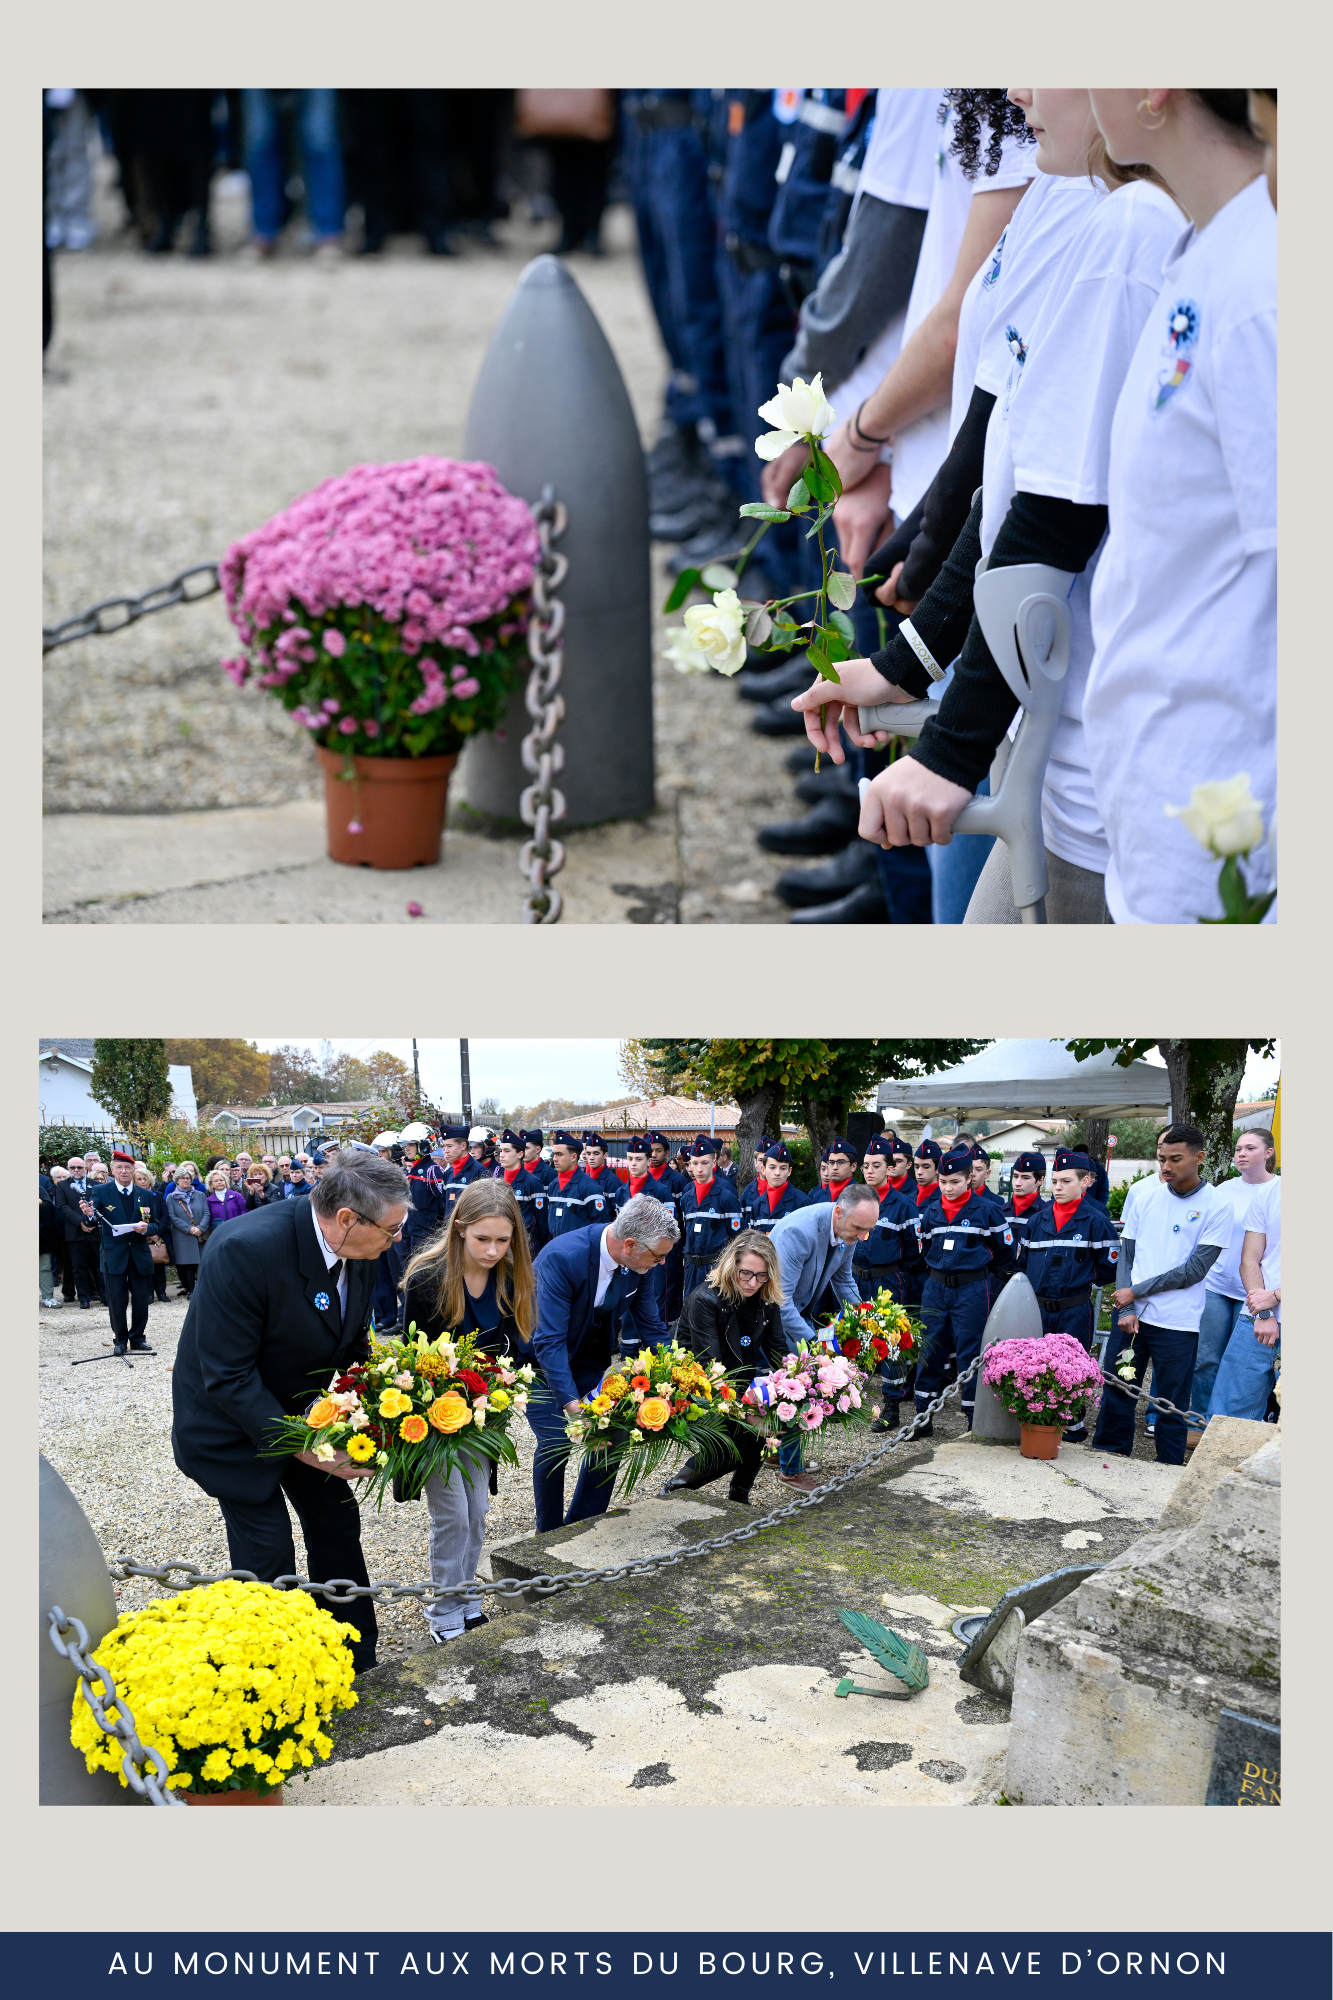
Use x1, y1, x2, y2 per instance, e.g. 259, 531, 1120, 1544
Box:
461, 254, 653, 827
970, 1272, 1040, 1441
39, 1454, 135, 1803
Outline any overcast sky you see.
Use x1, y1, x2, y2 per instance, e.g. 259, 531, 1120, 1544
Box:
247, 1039, 1280, 1113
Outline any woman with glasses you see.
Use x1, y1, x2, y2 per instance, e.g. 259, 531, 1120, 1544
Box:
400, 1180, 538, 1647
165, 1164, 209, 1296
663, 1229, 799, 1504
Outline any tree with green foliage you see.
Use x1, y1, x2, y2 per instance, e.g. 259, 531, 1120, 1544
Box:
167, 1039, 273, 1109
90, 1039, 173, 1128
632, 1040, 990, 1174
1065, 1039, 1275, 1183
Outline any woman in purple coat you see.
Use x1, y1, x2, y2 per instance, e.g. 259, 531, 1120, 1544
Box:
204, 1169, 247, 1226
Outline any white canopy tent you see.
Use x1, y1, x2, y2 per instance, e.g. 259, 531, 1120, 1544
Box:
878, 1040, 1172, 1122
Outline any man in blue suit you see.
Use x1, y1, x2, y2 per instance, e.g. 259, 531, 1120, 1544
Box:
530, 1193, 680, 1531
769, 1183, 881, 1355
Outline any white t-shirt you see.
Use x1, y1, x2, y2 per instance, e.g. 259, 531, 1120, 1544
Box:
827, 91, 942, 407
978, 177, 1184, 875
1204, 1174, 1274, 1298
1083, 174, 1277, 925
1243, 1178, 1281, 1316
1128, 1176, 1233, 1331
888, 100, 1033, 520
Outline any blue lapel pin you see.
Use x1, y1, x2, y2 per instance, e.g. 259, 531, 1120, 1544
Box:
315, 1291, 331, 1312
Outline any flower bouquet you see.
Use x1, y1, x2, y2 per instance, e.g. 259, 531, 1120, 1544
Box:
982, 1334, 1103, 1460
220, 457, 540, 866
70, 1579, 358, 1800
740, 1339, 873, 1461
823, 1290, 919, 1375
560, 1341, 742, 1497
266, 1322, 535, 1508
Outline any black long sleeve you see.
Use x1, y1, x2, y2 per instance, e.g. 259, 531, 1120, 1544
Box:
866, 491, 987, 699
860, 385, 994, 615
909, 492, 1108, 795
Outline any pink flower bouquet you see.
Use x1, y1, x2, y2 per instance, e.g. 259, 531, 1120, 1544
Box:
219, 458, 540, 761
740, 1339, 872, 1457
982, 1335, 1103, 1430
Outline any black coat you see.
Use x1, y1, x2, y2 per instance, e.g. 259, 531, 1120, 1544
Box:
675, 1282, 786, 1383
171, 1199, 377, 1505
54, 1176, 99, 1242
401, 1267, 531, 1361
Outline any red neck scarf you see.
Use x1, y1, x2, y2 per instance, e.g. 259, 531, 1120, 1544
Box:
940, 1190, 972, 1223
649, 1164, 668, 1181
451, 1159, 469, 1178
691, 1177, 713, 1205
1052, 1197, 1083, 1231
503, 1165, 523, 1185
888, 1172, 910, 1192
916, 1180, 935, 1206
765, 1182, 785, 1213
827, 1177, 853, 1200
1011, 1189, 1040, 1215
628, 1174, 649, 1197
557, 1167, 579, 1191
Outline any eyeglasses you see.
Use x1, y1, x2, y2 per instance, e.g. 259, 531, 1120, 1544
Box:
735, 1267, 767, 1286
353, 1210, 404, 1242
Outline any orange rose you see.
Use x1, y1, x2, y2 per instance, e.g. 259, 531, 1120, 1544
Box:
399, 1414, 428, 1443
306, 1398, 340, 1430
428, 1393, 471, 1434
636, 1397, 671, 1432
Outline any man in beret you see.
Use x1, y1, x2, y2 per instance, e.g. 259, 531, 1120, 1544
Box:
739, 1138, 771, 1216
678, 1136, 744, 1301
809, 1137, 860, 1207
645, 1130, 688, 1319
1024, 1149, 1121, 1442
522, 1130, 554, 1188
1004, 1151, 1049, 1263
91, 1147, 163, 1356
912, 1144, 1017, 1434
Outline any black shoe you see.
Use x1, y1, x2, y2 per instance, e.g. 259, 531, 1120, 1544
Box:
790, 879, 889, 924
79, 1300, 91, 1310
1062, 1425, 1088, 1444
661, 1462, 711, 1495
464, 1611, 489, 1631
757, 793, 861, 856
794, 761, 860, 806
427, 232, 459, 256
775, 836, 879, 907
727, 1482, 754, 1506
128, 1340, 155, 1354
750, 699, 812, 739
113, 1342, 128, 1356
787, 742, 819, 775
666, 515, 744, 572
870, 1414, 897, 1434
738, 655, 817, 705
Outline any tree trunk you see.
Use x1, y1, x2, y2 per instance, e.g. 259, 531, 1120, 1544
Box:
803, 1095, 843, 1164
735, 1081, 787, 1178
1157, 1039, 1250, 1182
1083, 1117, 1109, 1166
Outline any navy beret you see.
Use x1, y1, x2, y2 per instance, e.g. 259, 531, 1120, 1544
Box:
764, 1141, 791, 1164
521, 1129, 544, 1145
864, 1135, 894, 1158
970, 1145, 991, 1163
552, 1130, 580, 1148
499, 1129, 523, 1147
915, 1140, 942, 1163
690, 1137, 719, 1157
581, 1131, 604, 1148
1013, 1151, 1047, 1177
1054, 1149, 1095, 1175
940, 1146, 974, 1176
439, 1124, 469, 1141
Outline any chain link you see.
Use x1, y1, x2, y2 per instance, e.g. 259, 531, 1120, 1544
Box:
42, 563, 222, 653
518, 490, 569, 923
46, 1607, 186, 1805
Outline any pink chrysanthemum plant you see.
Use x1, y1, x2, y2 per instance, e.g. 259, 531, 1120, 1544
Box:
981, 1334, 1104, 1430
219, 457, 540, 766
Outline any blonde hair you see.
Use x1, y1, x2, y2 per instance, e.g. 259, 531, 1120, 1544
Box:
402, 1178, 536, 1341
1086, 131, 1174, 199
206, 1169, 230, 1193
706, 1229, 785, 1306
133, 1163, 154, 1184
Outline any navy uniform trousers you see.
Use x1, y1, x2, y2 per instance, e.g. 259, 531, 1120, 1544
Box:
914, 1274, 990, 1425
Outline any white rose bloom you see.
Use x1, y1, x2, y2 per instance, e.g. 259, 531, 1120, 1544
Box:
662, 626, 712, 676
1165, 774, 1265, 858
314, 1442, 336, 1461
682, 588, 748, 676
755, 373, 837, 459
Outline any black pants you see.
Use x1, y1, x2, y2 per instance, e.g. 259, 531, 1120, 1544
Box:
65, 1236, 105, 1304
676, 1422, 767, 1496
176, 1262, 198, 1295
105, 1265, 153, 1346
217, 1457, 378, 1674
548, 137, 611, 250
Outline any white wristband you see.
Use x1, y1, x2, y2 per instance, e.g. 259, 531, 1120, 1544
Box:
900, 618, 945, 683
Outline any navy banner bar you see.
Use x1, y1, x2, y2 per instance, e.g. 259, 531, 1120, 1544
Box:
9, 1935, 1328, 1995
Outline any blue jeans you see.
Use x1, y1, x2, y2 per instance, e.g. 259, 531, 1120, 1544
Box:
1092, 1321, 1198, 1465
625, 117, 731, 437
1192, 1292, 1246, 1429
928, 773, 994, 922
244, 89, 345, 241
527, 1386, 618, 1533
1207, 1316, 1280, 1421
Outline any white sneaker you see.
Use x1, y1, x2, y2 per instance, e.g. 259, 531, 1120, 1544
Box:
427, 1627, 463, 1646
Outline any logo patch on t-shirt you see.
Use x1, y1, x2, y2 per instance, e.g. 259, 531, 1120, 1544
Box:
982, 230, 1008, 289
1153, 296, 1201, 413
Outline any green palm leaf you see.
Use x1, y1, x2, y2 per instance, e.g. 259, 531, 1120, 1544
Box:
838, 1609, 930, 1693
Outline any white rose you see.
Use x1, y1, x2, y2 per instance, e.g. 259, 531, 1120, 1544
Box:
682, 589, 747, 676
472, 1404, 487, 1427
1165, 775, 1265, 858
662, 626, 711, 676
755, 373, 836, 459
314, 1442, 336, 1461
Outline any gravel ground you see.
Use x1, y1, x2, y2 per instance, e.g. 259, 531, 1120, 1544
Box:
43, 159, 807, 922
40, 1290, 938, 1662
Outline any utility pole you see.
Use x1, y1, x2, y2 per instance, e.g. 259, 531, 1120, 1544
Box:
460, 1039, 472, 1126
412, 1039, 421, 1112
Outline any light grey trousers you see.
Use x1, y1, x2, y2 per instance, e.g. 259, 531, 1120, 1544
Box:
423, 1459, 491, 1637
963, 841, 1112, 925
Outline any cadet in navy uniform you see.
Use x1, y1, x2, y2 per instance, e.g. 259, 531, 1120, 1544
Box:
434, 1123, 483, 1224
397, 1129, 446, 1268
739, 1137, 772, 1215
808, 1135, 860, 1206
913, 1145, 1016, 1434
91, 1147, 163, 1355
645, 1129, 688, 1318
741, 1139, 808, 1235
543, 1131, 616, 1242
522, 1130, 553, 1188
1023, 1148, 1120, 1443
1004, 1151, 1049, 1264
678, 1136, 744, 1300
900, 1139, 942, 1308
496, 1128, 549, 1254
854, 1135, 921, 1431
580, 1131, 627, 1208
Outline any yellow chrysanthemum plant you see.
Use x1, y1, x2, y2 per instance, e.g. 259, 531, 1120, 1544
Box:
265, 1323, 535, 1510
70, 1579, 358, 1797
557, 1340, 745, 1498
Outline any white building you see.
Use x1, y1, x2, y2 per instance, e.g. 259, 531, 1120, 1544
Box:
39, 1041, 196, 1127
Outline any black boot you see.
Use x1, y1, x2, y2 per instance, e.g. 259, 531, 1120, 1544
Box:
775, 837, 880, 908
789, 879, 889, 924
661, 1457, 716, 1496
727, 1477, 755, 1506
757, 793, 862, 856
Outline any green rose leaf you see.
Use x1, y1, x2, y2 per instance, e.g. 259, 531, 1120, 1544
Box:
738, 503, 791, 521
806, 642, 843, 685
829, 608, 857, 646
746, 605, 774, 647
826, 569, 857, 611
786, 477, 812, 513
811, 443, 844, 498
663, 569, 703, 613
803, 461, 836, 504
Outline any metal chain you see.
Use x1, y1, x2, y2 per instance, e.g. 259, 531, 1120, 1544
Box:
42, 563, 221, 653
1095, 1362, 1210, 1430
46, 1607, 185, 1806
518, 489, 569, 923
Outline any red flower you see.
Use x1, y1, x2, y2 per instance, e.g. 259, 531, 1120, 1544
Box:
899, 1330, 914, 1350
857, 1303, 873, 1313
870, 1336, 890, 1360
457, 1369, 489, 1398
840, 1336, 863, 1358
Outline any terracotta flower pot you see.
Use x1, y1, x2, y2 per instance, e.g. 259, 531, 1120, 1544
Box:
317, 749, 457, 870
181, 1786, 283, 1805
1019, 1423, 1062, 1460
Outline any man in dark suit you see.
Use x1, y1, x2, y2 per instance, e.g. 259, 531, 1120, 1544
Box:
54, 1154, 106, 1308
90, 1148, 163, 1355
529, 1193, 680, 1531
171, 1151, 411, 1673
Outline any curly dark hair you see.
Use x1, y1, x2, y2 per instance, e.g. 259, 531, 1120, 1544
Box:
944, 90, 1037, 180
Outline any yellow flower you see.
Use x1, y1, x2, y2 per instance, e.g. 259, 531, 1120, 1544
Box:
415, 1346, 448, 1379
398, 1413, 428, 1443
378, 1389, 412, 1419
345, 1433, 376, 1462
428, 1393, 471, 1434
590, 1395, 613, 1416
602, 1375, 627, 1399
488, 1389, 510, 1411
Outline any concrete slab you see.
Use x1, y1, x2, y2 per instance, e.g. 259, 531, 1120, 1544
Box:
889, 1437, 1182, 1526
